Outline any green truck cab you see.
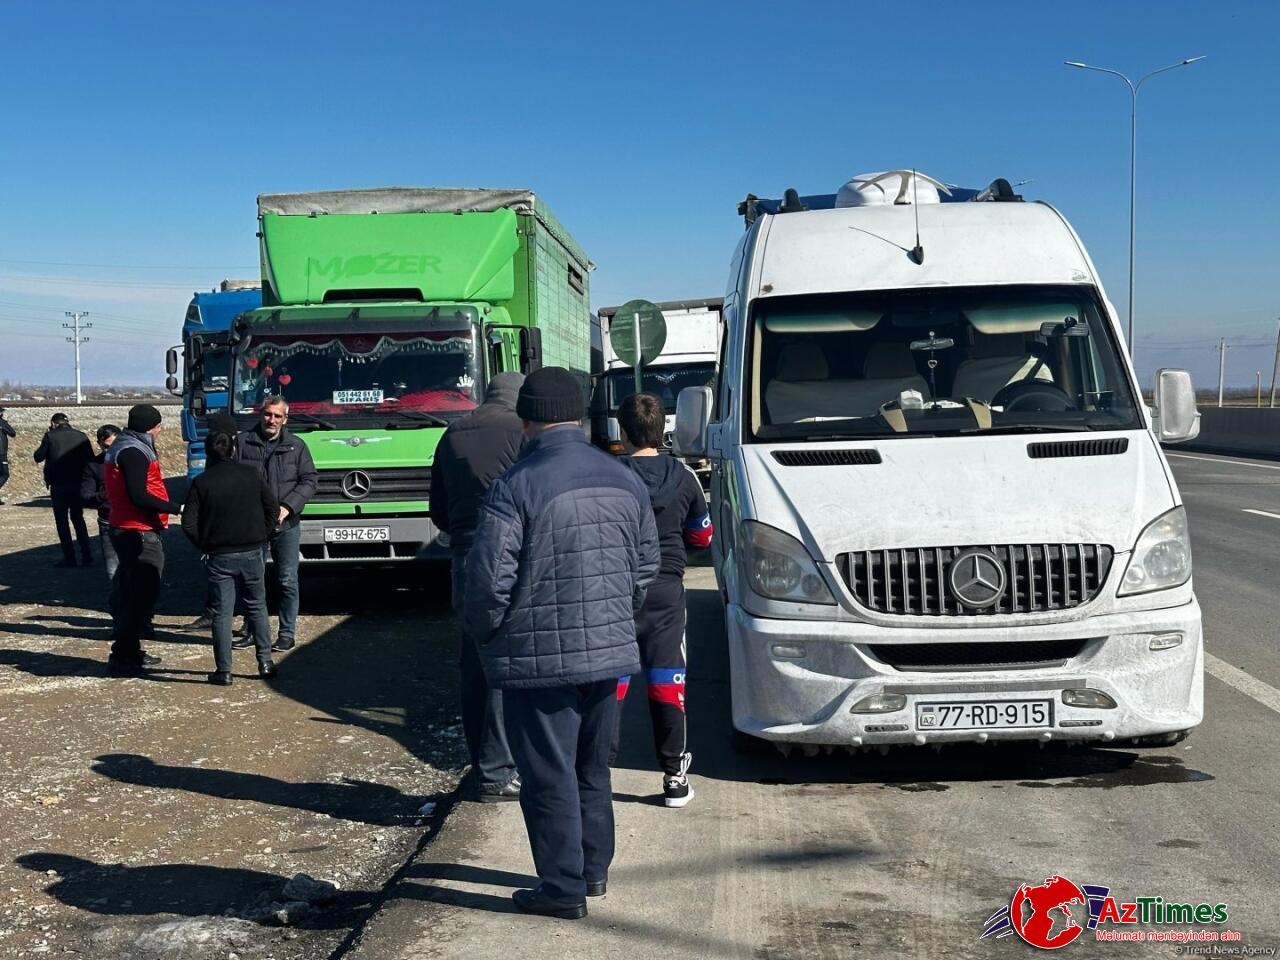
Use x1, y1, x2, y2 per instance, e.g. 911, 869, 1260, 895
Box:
227, 188, 593, 562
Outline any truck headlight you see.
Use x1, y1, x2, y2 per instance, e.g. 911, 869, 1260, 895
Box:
1118, 506, 1191, 596
741, 520, 835, 605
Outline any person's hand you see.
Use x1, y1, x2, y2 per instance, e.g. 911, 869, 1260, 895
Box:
277, 505, 290, 525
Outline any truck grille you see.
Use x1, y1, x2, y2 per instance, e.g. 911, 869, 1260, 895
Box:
837, 544, 1113, 617
312, 467, 431, 504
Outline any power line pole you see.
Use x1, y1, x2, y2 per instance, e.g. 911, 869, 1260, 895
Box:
63, 311, 91, 405
1269, 318, 1280, 408
1216, 338, 1229, 409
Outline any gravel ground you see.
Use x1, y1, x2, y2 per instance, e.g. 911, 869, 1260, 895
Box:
0, 406, 467, 959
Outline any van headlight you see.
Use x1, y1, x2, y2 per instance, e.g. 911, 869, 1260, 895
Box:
741, 520, 835, 605
1118, 506, 1192, 596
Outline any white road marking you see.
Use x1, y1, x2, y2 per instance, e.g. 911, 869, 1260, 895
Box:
1167, 452, 1280, 471
1205, 653, 1280, 717
1243, 509, 1280, 521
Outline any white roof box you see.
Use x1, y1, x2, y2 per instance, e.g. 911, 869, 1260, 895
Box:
835, 170, 952, 207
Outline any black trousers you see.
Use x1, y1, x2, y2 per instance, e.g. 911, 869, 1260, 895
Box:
109, 529, 164, 660
50, 483, 91, 561
611, 575, 688, 776
503, 680, 618, 902
0, 461, 9, 495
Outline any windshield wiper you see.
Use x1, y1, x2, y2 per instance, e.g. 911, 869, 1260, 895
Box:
385, 409, 449, 428
286, 412, 338, 430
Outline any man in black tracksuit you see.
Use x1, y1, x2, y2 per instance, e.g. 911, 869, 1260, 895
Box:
80, 424, 121, 617
430, 372, 524, 802
0, 406, 14, 505
612, 392, 713, 808
34, 413, 94, 566
182, 429, 278, 685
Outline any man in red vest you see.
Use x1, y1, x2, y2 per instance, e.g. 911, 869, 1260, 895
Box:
104, 404, 183, 675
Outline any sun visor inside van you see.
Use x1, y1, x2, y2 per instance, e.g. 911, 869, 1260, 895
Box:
764, 310, 882, 333
965, 302, 1080, 334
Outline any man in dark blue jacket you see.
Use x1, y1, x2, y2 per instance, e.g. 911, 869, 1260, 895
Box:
464, 367, 659, 920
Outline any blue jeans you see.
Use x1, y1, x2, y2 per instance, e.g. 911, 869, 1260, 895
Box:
265, 522, 301, 644
208, 550, 271, 673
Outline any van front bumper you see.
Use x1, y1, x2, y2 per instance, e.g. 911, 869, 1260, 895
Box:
726, 599, 1203, 746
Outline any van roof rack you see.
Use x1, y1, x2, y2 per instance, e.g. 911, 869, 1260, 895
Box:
737, 178, 1023, 227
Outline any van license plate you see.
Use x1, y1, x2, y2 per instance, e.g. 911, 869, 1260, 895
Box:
324, 526, 390, 543
916, 699, 1053, 730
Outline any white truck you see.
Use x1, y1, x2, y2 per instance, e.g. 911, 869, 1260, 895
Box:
674, 171, 1203, 752
592, 298, 722, 476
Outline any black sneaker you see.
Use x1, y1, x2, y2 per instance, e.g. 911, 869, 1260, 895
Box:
512, 886, 586, 920
180, 616, 213, 632
140, 652, 161, 666
271, 639, 295, 653
477, 775, 521, 803
207, 671, 233, 686
107, 656, 145, 675
663, 753, 694, 808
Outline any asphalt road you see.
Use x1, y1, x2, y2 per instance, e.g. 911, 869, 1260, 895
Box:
349, 451, 1280, 959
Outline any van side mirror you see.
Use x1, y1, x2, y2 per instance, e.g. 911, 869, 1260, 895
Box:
673, 386, 713, 458
519, 327, 543, 373
165, 347, 179, 376
1152, 368, 1199, 443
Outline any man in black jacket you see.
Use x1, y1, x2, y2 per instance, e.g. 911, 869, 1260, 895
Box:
182, 429, 278, 685
235, 396, 318, 652
0, 406, 14, 505
430, 372, 524, 803
80, 424, 121, 616
34, 413, 94, 566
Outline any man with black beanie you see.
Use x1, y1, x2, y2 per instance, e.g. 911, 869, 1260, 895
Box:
34, 412, 94, 566
0, 406, 14, 505
431, 371, 525, 803
465, 366, 659, 919
104, 404, 182, 674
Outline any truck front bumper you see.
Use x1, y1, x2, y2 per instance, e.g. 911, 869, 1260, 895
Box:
727, 599, 1203, 746
297, 516, 449, 563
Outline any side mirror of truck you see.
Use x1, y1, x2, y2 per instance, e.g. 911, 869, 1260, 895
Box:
519, 327, 543, 373
190, 391, 208, 416
165, 375, 179, 394
1151, 368, 1200, 443
165, 347, 179, 376
673, 386, 713, 458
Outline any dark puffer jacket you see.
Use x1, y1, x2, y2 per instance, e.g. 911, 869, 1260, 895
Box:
464, 426, 660, 690
235, 425, 318, 526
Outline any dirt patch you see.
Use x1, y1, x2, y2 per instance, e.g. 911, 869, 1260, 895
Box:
0, 456, 466, 959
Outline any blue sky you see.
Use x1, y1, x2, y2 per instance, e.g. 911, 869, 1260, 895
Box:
1, 0, 1276, 388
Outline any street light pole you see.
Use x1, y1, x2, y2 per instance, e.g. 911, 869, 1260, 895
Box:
1065, 56, 1205, 357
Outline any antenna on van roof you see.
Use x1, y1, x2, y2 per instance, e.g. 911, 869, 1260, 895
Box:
909, 170, 925, 265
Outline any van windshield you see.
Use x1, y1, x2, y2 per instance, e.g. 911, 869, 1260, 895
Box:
749, 285, 1140, 441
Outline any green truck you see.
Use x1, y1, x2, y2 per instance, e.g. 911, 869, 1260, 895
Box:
222, 188, 593, 562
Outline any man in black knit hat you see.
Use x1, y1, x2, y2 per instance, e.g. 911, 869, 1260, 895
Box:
465, 366, 659, 920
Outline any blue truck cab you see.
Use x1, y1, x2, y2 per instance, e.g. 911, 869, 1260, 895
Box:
170, 281, 262, 476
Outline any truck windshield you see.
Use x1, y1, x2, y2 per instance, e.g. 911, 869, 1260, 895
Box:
606, 363, 716, 413
749, 285, 1140, 441
233, 313, 481, 419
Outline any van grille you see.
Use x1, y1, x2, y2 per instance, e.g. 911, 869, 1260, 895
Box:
867, 638, 1091, 671
837, 544, 1113, 616
1027, 438, 1129, 459
772, 449, 882, 466
313, 467, 431, 504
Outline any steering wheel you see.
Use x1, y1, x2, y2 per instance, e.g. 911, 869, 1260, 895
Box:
991, 381, 1073, 413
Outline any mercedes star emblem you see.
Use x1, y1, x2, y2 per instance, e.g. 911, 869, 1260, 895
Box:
948, 549, 1007, 609
340, 470, 372, 501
